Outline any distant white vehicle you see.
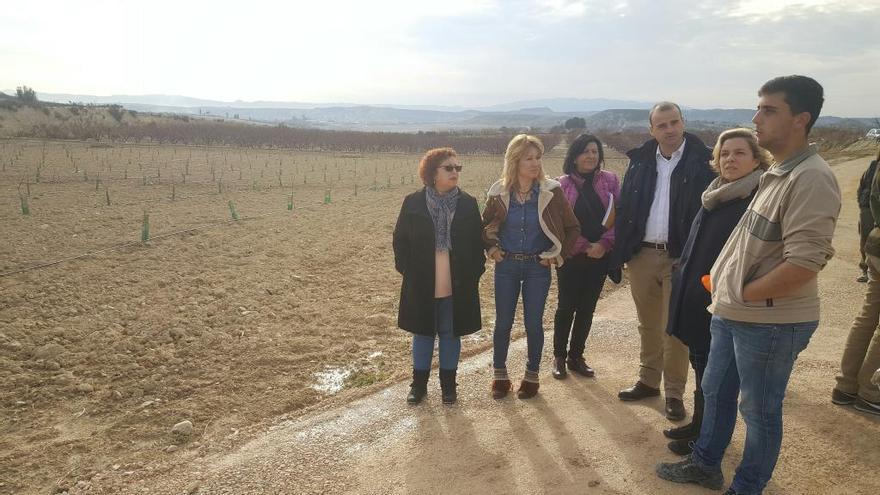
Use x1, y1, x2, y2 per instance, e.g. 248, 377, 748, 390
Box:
867, 128, 880, 139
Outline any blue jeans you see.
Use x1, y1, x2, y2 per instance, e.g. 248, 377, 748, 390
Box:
412, 297, 460, 371
693, 316, 817, 495
493, 257, 552, 372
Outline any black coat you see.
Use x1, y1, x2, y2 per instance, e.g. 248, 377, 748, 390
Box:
666, 189, 756, 353
858, 160, 878, 209
613, 133, 716, 267
393, 188, 486, 337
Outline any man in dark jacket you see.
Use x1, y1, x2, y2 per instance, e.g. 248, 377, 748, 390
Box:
856, 153, 879, 282
614, 102, 715, 421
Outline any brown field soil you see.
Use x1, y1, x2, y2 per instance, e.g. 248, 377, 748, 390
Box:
0, 138, 631, 494
2, 136, 875, 494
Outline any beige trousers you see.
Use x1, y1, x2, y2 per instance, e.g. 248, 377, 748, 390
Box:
836, 254, 880, 402
627, 248, 689, 400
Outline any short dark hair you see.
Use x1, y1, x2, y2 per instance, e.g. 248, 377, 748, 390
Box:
758, 75, 824, 134
562, 133, 604, 175
418, 147, 457, 185
649, 101, 683, 126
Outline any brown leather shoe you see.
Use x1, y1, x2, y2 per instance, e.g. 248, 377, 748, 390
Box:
491, 379, 511, 399
552, 357, 567, 379
618, 381, 660, 401
566, 357, 595, 377
666, 398, 687, 421
517, 380, 539, 399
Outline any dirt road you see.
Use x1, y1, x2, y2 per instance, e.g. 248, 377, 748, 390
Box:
51, 155, 880, 493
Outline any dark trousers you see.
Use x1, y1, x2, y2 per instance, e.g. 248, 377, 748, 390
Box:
859, 207, 872, 272
553, 254, 608, 359
690, 348, 708, 396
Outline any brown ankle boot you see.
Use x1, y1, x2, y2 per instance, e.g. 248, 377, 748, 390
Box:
517, 380, 539, 399
491, 379, 511, 399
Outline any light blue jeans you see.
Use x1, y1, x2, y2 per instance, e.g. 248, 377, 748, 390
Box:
692, 315, 817, 495
412, 297, 460, 371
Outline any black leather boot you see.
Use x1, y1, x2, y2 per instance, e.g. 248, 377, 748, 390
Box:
439, 368, 457, 405
663, 392, 704, 455
663, 390, 703, 439
407, 369, 429, 404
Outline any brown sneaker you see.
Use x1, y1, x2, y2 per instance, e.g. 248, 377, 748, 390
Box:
566, 356, 595, 377
491, 379, 511, 399
517, 380, 539, 399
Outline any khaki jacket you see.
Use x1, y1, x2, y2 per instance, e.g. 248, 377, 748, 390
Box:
482, 178, 580, 267
866, 161, 880, 257
709, 146, 840, 323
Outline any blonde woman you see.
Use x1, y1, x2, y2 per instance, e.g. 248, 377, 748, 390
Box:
482, 134, 579, 399
662, 128, 770, 455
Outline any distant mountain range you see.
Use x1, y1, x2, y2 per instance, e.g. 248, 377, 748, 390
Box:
13, 91, 878, 133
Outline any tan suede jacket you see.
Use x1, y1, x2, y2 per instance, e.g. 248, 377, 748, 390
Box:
481, 178, 580, 267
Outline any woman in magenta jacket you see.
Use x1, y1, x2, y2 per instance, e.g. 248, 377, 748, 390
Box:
552, 133, 619, 379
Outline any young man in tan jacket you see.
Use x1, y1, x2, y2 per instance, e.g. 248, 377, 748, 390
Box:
657, 75, 841, 495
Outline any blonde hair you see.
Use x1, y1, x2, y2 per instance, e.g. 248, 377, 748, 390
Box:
501, 134, 546, 191
711, 128, 773, 173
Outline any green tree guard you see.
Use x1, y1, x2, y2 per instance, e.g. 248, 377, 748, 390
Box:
141, 212, 149, 242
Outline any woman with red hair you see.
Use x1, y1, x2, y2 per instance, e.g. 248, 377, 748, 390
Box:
393, 148, 486, 405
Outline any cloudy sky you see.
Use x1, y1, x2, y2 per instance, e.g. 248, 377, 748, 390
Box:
1, 0, 878, 116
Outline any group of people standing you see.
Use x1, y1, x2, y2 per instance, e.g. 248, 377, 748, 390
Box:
392, 75, 858, 495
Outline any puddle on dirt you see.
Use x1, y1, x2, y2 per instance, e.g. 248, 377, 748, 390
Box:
311, 366, 352, 394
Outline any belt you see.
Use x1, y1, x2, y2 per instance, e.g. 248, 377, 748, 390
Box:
508, 253, 540, 261
640, 241, 668, 251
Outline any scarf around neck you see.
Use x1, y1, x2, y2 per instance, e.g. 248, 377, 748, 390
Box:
701, 169, 762, 211
425, 186, 460, 251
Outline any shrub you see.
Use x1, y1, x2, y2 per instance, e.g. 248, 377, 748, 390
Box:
15, 86, 37, 103
564, 117, 586, 130
108, 104, 125, 122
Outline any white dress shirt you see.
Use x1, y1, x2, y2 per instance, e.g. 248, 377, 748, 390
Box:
643, 139, 686, 243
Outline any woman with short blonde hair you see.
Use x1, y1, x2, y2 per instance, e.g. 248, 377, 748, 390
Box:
500, 134, 547, 190
482, 134, 579, 399
662, 127, 766, 454
710, 128, 772, 173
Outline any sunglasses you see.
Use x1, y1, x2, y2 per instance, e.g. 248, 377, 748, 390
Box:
441, 165, 463, 172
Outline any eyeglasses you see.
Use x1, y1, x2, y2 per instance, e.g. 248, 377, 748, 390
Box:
441, 165, 463, 172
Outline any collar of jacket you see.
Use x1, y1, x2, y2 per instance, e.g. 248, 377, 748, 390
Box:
486, 177, 561, 211
765, 144, 818, 177
625, 132, 711, 168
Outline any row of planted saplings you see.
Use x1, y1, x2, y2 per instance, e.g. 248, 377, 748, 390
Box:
11, 162, 430, 216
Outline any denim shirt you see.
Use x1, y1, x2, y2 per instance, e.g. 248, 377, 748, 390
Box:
500, 184, 552, 254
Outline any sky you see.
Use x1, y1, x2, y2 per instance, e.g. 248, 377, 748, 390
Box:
1, 0, 878, 116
